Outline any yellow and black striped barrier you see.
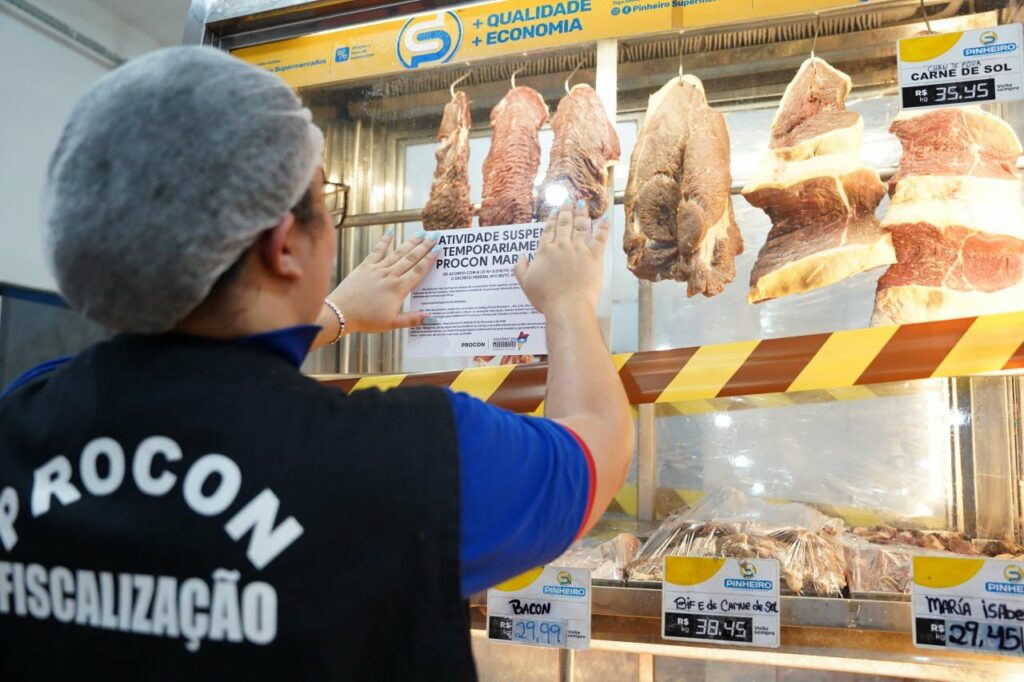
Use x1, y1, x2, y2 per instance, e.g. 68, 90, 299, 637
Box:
317, 311, 1024, 412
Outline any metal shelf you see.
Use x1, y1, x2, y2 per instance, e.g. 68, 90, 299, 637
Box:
471, 586, 1024, 679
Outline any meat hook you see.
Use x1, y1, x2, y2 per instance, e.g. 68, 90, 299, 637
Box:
677, 31, 685, 79
510, 64, 526, 89
565, 58, 585, 93
810, 13, 821, 62
449, 70, 471, 97
919, 0, 934, 34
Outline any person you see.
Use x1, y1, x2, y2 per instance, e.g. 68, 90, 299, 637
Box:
0, 47, 632, 679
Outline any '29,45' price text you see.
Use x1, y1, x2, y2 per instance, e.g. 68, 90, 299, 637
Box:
916, 618, 1024, 654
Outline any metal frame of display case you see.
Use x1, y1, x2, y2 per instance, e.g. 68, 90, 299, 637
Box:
185, 1, 1024, 677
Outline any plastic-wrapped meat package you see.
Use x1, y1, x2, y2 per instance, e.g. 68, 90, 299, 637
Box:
851, 525, 977, 554
627, 515, 738, 581
980, 538, 1024, 560
843, 527, 991, 594
842, 536, 975, 595
551, 533, 641, 583
767, 522, 847, 596
625, 489, 849, 596
843, 535, 913, 594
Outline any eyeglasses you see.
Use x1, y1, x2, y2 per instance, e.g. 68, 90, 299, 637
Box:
323, 182, 350, 229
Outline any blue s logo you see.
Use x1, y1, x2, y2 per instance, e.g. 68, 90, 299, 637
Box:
396, 11, 462, 69
981, 31, 998, 46
335, 47, 350, 62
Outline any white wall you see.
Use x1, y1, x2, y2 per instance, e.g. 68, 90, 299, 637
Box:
0, 1, 172, 292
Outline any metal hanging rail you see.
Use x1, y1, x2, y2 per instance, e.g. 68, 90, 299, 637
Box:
338, 173, 901, 229
337, 166, 903, 228
336, 158, 1024, 228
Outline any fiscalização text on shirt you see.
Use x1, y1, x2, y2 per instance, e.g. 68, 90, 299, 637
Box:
0, 435, 304, 651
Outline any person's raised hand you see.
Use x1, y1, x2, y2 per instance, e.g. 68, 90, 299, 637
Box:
325, 229, 440, 334
513, 200, 608, 317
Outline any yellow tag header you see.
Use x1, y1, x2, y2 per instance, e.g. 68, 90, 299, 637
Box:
912, 556, 987, 589
665, 556, 726, 586
233, 0, 867, 87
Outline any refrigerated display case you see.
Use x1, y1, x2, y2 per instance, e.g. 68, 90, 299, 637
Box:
187, 0, 1024, 677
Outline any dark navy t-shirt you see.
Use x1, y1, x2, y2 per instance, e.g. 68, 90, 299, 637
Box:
1, 326, 595, 598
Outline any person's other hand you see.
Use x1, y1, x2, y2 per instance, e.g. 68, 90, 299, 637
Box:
326, 229, 440, 334
514, 200, 608, 316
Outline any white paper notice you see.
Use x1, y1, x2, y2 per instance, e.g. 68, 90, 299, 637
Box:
407, 223, 546, 358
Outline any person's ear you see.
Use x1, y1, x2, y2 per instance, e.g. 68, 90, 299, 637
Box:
260, 213, 304, 280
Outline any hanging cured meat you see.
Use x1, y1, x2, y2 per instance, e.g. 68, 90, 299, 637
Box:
534, 84, 620, 219
479, 87, 548, 226
872, 107, 1024, 325
742, 58, 896, 303
623, 75, 743, 297
422, 90, 473, 231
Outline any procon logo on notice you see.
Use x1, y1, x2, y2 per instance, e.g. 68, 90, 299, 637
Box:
396, 11, 463, 69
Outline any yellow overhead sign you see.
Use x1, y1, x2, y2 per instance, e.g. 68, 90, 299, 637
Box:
232, 0, 869, 87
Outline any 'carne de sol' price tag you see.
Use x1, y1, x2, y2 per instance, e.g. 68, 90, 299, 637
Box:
661, 557, 780, 648
486, 566, 591, 650
912, 556, 1024, 657
898, 24, 1024, 110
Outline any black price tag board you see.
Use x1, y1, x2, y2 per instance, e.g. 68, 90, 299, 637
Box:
912, 556, 1024, 657
661, 557, 780, 648
901, 78, 996, 108
912, 618, 1024, 655
664, 613, 754, 643
486, 615, 570, 647
898, 24, 1023, 110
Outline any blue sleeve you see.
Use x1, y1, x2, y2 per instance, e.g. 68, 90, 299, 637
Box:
447, 389, 595, 597
1, 356, 73, 399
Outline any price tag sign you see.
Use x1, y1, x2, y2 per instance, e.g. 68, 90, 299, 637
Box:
898, 24, 1024, 109
486, 566, 591, 650
661, 557, 780, 648
912, 556, 1024, 657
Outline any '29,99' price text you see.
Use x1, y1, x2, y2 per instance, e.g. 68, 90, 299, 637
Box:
488, 615, 566, 647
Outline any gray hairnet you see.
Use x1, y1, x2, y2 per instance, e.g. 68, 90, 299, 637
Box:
44, 46, 324, 333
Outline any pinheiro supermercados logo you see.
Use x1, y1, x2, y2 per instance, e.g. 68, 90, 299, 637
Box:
962, 27, 1017, 58
396, 11, 463, 69
983, 562, 1024, 594
723, 560, 772, 591
542, 571, 586, 598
